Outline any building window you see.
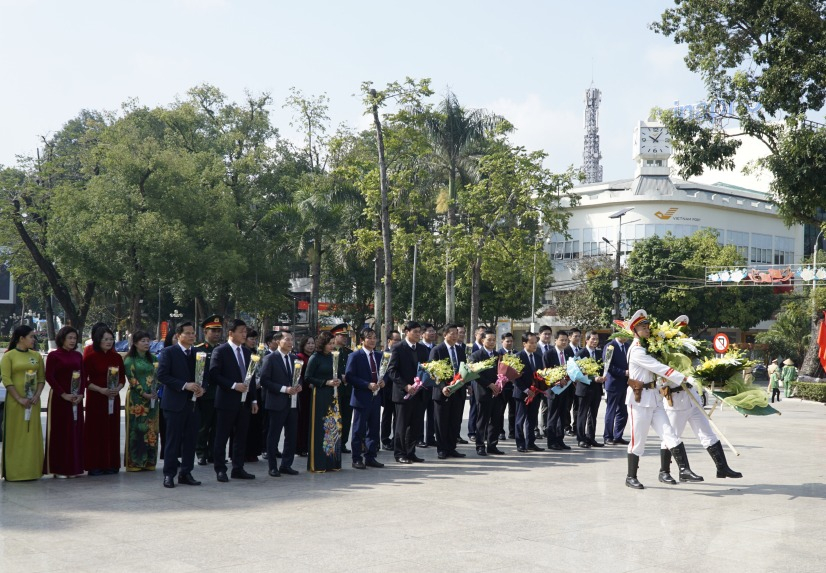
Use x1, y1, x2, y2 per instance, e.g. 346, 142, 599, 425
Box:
774, 236, 794, 265
726, 230, 749, 259
549, 231, 580, 260
750, 233, 772, 264
582, 226, 611, 257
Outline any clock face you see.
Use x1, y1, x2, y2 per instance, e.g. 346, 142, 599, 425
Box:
638, 126, 672, 155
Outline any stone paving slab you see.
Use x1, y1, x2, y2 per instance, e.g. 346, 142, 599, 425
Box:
1, 396, 824, 572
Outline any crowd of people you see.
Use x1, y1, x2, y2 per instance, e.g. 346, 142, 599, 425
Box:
0, 311, 743, 489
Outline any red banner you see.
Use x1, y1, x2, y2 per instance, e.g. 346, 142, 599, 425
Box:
818, 312, 826, 371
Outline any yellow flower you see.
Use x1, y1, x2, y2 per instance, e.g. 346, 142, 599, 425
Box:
251, 354, 261, 363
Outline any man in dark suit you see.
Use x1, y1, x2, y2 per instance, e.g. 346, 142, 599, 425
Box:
429, 324, 467, 460
470, 330, 504, 456
380, 329, 401, 450
466, 325, 486, 442
345, 327, 386, 469
536, 325, 553, 438
195, 315, 222, 466
417, 323, 437, 448
259, 331, 303, 477
498, 333, 516, 440
210, 319, 258, 482
157, 322, 205, 488
575, 331, 606, 448
387, 321, 425, 464
331, 323, 354, 455
603, 335, 630, 445
543, 330, 575, 450
513, 332, 544, 452
566, 327, 583, 437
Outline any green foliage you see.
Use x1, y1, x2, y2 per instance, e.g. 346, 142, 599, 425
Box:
652, 0, 826, 226
791, 381, 826, 402
755, 298, 811, 363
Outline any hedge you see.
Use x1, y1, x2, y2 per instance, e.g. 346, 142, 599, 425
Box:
792, 381, 826, 403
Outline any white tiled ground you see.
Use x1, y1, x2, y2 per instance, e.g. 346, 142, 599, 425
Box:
1, 395, 823, 572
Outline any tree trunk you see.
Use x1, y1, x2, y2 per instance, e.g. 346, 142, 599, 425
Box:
470, 254, 482, 337
130, 290, 143, 331
309, 239, 322, 336
801, 320, 825, 377
374, 247, 384, 344
369, 90, 393, 342
445, 169, 457, 323
41, 282, 56, 349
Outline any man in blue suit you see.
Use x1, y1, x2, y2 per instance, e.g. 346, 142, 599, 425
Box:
157, 322, 205, 488
513, 332, 544, 453
603, 335, 630, 445
345, 327, 386, 469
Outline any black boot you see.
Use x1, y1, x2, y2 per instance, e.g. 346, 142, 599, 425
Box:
625, 454, 644, 489
707, 441, 743, 478
658, 448, 677, 484
670, 442, 703, 482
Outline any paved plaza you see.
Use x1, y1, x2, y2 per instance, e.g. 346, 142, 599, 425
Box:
1, 394, 823, 573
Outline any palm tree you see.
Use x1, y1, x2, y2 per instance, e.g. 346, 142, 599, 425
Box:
424, 91, 504, 323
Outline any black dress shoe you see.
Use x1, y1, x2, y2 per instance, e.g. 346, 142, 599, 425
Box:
426, 440, 438, 447
437, 452, 448, 460
216, 472, 229, 483
409, 455, 425, 463
365, 459, 384, 468
230, 469, 255, 479
565, 429, 575, 437
280, 467, 299, 475
590, 440, 605, 447
560, 442, 572, 450
517, 447, 528, 453
178, 473, 201, 486
274, 449, 283, 457
382, 443, 394, 451
448, 450, 466, 458
528, 444, 545, 452
416, 441, 428, 448
268, 469, 281, 477
605, 439, 616, 445
262, 453, 269, 460
476, 448, 488, 456
625, 476, 644, 489
498, 433, 507, 441
548, 443, 563, 450
456, 437, 468, 444
615, 438, 629, 445
342, 447, 351, 454
487, 447, 505, 455
352, 460, 366, 469
508, 433, 515, 439
578, 441, 591, 449
197, 457, 207, 466
396, 457, 412, 464
163, 476, 175, 488
468, 434, 477, 442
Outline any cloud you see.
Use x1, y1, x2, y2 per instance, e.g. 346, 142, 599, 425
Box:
173, 0, 228, 10
644, 44, 688, 74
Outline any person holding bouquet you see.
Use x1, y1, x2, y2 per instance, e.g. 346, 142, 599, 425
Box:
1, 325, 46, 481
498, 332, 517, 440
123, 331, 159, 471
345, 328, 386, 469
330, 324, 353, 455
513, 332, 544, 453
44, 326, 85, 478
575, 331, 606, 449
388, 321, 425, 464
305, 331, 342, 473
195, 315, 223, 467
470, 330, 504, 456
295, 335, 315, 457
83, 326, 125, 476
428, 324, 467, 460
543, 331, 575, 450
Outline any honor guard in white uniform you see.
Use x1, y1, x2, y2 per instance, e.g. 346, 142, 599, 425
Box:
659, 315, 742, 480
624, 309, 700, 489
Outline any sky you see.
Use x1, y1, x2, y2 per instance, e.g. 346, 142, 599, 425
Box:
0, 0, 719, 183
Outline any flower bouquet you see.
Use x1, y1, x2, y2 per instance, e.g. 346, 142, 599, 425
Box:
107, 366, 119, 415
242, 345, 265, 402
292, 359, 304, 388
71, 370, 81, 422
444, 362, 479, 397
467, 355, 497, 374
498, 353, 525, 381
193, 351, 207, 401
24, 370, 37, 424
373, 351, 391, 396
421, 358, 454, 386
692, 348, 766, 410
535, 366, 570, 397
331, 350, 341, 399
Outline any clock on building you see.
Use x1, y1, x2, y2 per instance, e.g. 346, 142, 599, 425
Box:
632, 121, 672, 159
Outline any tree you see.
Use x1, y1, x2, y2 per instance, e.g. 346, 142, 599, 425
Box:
555, 255, 615, 329
424, 90, 505, 323
755, 298, 811, 364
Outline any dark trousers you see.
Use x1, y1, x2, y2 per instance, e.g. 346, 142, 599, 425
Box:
515, 397, 539, 449
163, 403, 200, 478
418, 391, 436, 443
394, 399, 422, 459
451, 391, 465, 444
771, 388, 781, 402
244, 406, 265, 458
196, 398, 217, 460
351, 402, 381, 462
547, 386, 573, 445
213, 406, 250, 474
267, 407, 297, 470
475, 397, 503, 448
339, 385, 353, 447
380, 387, 395, 444
603, 388, 628, 441
433, 397, 453, 454
490, 394, 507, 441
576, 390, 602, 443
467, 389, 478, 436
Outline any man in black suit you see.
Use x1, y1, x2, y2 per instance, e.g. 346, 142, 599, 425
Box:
471, 330, 504, 456
429, 324, 467, 460
259, 331, 303, 477
543, 330, 575, 450
157, 322, 205, 488
603, 335, 630, 445
498, 332, 516, 440
195, 315, 222, 466
210, 319, 258, 482
513, 332, 544, 453
466, 325, 485, 442
387, 321, 425, 464
345, 327, 386, 469
331, 324, 354, 455
575, 331, 606, 448
417, 323, 437, 448
566, 327, 583, 437
536, 325, 553, 438
380, 329, 401, 450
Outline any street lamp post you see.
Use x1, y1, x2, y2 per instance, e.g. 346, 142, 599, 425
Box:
607, 207, 634, 320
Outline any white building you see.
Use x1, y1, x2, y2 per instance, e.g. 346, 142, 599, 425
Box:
542, 121, 805, 336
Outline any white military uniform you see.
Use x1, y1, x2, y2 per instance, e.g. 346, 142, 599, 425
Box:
626, 339, 684, 457
659, 384, 719, 449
